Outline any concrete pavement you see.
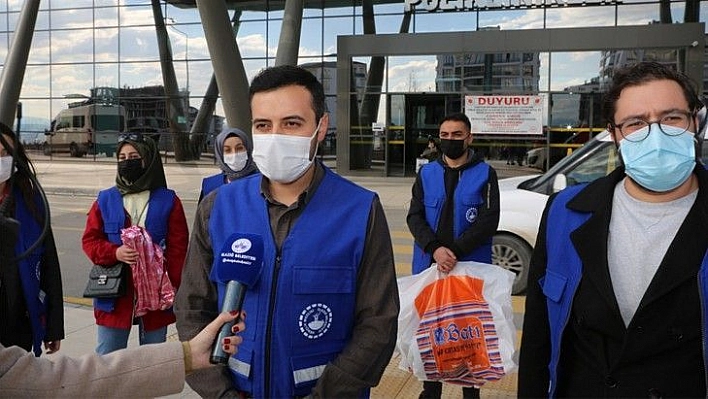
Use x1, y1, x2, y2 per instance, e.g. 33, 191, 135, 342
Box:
32, 155, 528, 398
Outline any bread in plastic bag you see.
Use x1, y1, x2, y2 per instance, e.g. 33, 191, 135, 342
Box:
396, 261, 517, 386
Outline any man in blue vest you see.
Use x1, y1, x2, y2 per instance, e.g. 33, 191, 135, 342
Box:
175, 65, 399, 398
407, 112, 500, 399
519, 62, 708, 397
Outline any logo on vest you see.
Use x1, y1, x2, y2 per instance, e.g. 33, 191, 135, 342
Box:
220, 237, 258, 266
231, 238, 252, 254
465, 206, 478, 223
299, 303, 332, 339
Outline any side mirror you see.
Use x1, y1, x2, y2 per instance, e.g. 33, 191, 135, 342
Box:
552, 173, 567, 193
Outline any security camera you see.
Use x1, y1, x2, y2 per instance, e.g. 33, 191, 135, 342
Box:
691, 40, 699, 47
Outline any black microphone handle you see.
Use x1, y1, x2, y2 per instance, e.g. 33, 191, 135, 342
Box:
210, 280, 247, 365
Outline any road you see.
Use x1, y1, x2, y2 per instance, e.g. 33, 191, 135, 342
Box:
49, 193, 414, 299
48, 160, 537, 299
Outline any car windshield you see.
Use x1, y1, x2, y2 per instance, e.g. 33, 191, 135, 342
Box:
519, 131, 614, 191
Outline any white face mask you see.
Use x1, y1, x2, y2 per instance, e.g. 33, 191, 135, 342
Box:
223, 151, 248, 172
252, 121, 320, 184
0, 156, 13, 183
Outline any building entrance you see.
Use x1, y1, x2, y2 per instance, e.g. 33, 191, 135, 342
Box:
336, 24, 704, 177
385, 93, 460, 176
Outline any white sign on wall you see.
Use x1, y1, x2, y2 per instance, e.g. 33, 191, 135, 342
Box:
404, 0, 613, 12
465, 95, 543, 135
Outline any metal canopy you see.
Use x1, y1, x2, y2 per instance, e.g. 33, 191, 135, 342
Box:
163, 0, 401, 11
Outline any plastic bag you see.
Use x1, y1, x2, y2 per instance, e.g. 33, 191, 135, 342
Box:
396, 261, 517, 387
121, 225, 175, 316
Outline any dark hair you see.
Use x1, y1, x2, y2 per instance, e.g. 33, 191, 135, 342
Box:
249, 65, 326, 121
440, 112, 471, 132
0, 123, 42, 221
602, 62, 701, 126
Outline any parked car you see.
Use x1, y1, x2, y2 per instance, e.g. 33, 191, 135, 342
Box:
492, 130, 618, 294
525, 146, 546, 170
525, 131, 588, 171
127, 116, 172, 152
44, 103, 126, 157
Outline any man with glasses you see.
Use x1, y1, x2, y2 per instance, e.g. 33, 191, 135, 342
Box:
407, 112, 500, 399
519, 62, 708, 397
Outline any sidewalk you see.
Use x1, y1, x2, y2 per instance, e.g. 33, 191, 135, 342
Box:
55, 298, 523, 399
33, 157, 522, 398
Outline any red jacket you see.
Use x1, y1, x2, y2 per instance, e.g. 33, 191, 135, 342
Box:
81, 195, 188, 331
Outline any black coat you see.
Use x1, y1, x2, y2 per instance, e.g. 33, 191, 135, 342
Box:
406, 152, 500, 261
519, 166, 708, 398
0, 193, 64, 353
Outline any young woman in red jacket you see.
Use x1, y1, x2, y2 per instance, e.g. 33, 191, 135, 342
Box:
82, 133, 188, 354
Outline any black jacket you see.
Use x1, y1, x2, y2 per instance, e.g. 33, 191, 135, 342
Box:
0, 193, 64, 353
406, 151, 500, 262
519, 165, 708, 398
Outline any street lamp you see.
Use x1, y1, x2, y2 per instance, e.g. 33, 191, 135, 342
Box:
164, 17, 189, 94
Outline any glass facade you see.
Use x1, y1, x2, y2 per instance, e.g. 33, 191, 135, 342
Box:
0, 0, 705, 172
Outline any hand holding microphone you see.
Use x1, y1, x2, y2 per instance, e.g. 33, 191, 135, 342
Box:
210, 233, 264, 365
188, 310, 246, 371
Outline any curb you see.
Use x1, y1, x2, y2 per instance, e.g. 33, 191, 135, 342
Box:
64, 296, 93, 307
43, 187, 99, 197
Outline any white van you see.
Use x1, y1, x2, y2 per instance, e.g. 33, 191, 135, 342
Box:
44, 104, 127, 157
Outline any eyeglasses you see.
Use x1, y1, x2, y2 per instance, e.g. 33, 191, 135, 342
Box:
117, 133, 144, 143
613, 110, 694, 142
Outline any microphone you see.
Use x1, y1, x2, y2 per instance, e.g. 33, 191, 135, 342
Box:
209, 233, 264, 365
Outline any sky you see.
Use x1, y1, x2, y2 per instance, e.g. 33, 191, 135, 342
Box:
1, 0, 705, 127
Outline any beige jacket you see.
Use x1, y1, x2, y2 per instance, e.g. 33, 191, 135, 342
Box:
0, 342, 185, 397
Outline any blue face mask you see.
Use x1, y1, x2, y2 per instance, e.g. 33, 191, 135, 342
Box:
620, 123, 696, 192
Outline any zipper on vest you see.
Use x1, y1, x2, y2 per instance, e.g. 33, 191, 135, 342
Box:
264, 253, 282, 397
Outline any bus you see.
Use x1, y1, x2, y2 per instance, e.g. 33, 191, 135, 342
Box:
44, 103, 127, 157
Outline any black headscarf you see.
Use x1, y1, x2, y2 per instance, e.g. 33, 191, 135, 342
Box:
115, 136, 167, 195
214, 127, 258, 181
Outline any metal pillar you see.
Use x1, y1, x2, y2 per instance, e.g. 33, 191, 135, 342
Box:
275, 0, 304, 66
151, 0, 192, 160
191, 11, 243, 138
195, 0, 251, 136
358, 0, 384, 127
0, 0, 40, 127
359, 8, 411, 126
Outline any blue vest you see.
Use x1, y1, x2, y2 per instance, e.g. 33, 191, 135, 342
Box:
14, 187, 47, 357
412, 161, 492, 274
201, 173, 224, 199
209, 170, 373, 398
95, 186, 175, 312
543, 184, 708, 397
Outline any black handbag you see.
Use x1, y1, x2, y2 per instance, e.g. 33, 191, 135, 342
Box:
83, 263, 128, 298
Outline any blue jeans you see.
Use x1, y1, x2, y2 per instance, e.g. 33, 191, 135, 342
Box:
96, 318, 167, 355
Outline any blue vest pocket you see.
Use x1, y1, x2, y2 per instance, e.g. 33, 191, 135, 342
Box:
291, 350, 340, 394
291, 267, 355, 344
423, 197, 439, 208
104, 222, 121, 234
229, 346, 254, 392
541, 270, 567, 303
94, 297, 116, 312
293, 267, 354, 294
